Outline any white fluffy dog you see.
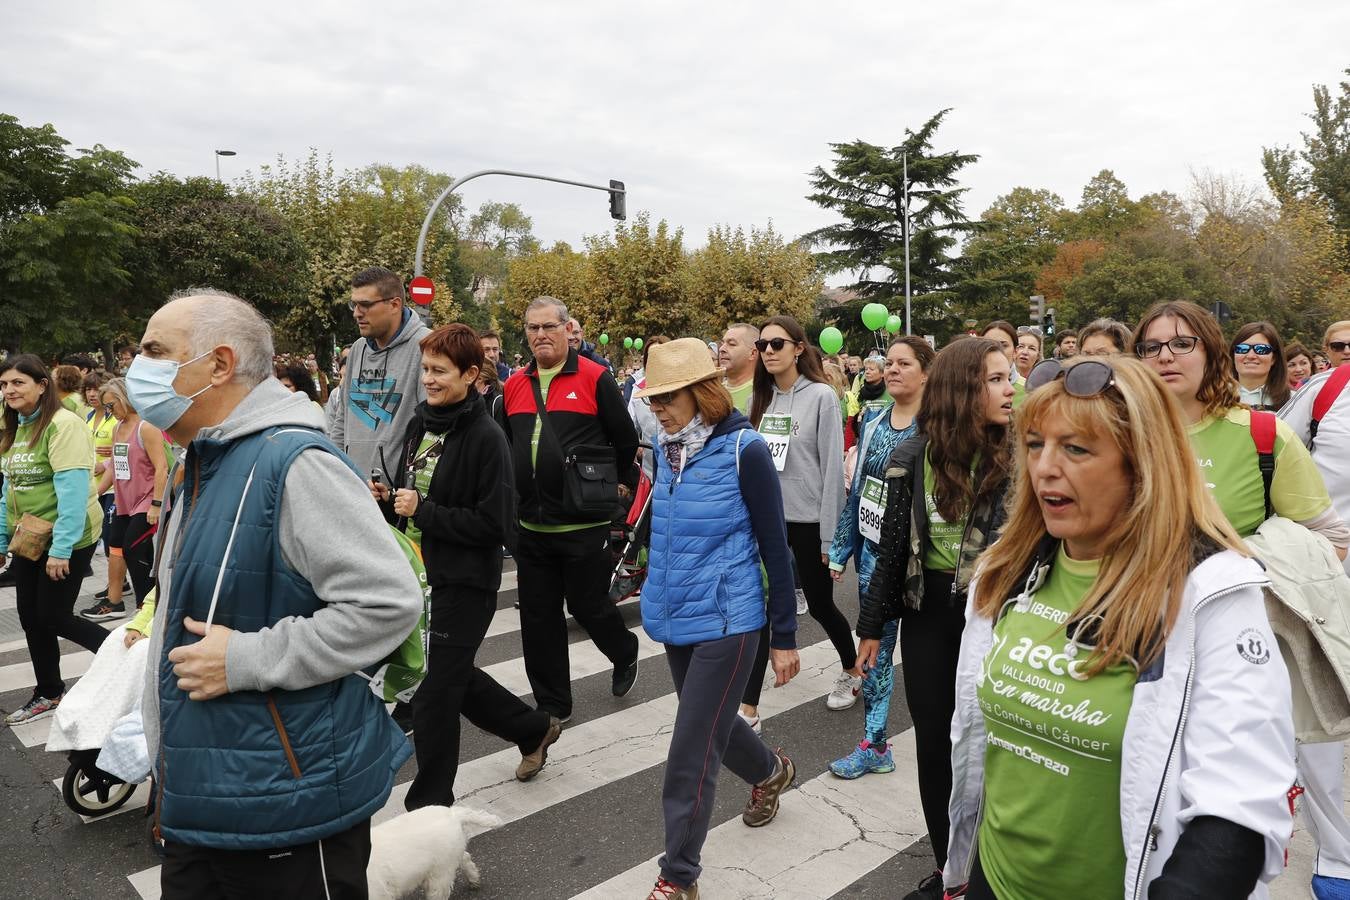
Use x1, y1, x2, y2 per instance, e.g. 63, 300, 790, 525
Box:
366, 805, 503, 899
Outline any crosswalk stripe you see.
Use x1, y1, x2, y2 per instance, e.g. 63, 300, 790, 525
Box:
125, 639, 848, 899
0, 649, 95, 697
573, 728, 926, 899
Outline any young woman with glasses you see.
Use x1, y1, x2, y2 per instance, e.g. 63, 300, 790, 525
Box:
858, 336, 1015, 900
1133, 301, 1348, 550
746, 315, 855, 714
945, 356, 1296, 899
1229, 320, 1290, 411
370, 323, 560, 808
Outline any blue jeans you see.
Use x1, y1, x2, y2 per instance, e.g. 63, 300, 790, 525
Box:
856, 543, 900, 746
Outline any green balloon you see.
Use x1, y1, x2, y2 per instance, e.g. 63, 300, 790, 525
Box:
634, 338, 644, 350
623, 337, 634, 349
599, 333, 609, 345
860, 302, 888, 331
818, 326, 844, 355
885, 314, 902, 334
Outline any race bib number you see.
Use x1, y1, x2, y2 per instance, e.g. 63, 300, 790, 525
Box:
112, 442, 131, 480
858, 475, 887, 543
759, 414, 792, 472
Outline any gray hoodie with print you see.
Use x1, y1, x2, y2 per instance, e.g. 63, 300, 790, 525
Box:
764, 375, 846, 553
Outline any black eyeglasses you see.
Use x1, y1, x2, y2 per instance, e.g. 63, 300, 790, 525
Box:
1135, 336, 1200, 359
642, 391, 679, 408
754, 337, 798, 353
1025, 359, 1117, 397
1234, 343, 1273, 356
1329, 341, 1350, 353
347, 297, 397, 313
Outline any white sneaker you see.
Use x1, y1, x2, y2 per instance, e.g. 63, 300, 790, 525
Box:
738, 710, 762, 734
795, 588, 808, 616
826, 672, 862, 710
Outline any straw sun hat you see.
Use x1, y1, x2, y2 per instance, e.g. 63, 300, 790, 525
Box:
633, 337, 725, 398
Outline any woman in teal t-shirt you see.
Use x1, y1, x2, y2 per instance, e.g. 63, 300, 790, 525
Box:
947, 357, 1296, 899
0, 355, 108, 727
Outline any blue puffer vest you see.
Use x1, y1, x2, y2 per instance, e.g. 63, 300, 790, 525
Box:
157, 426, 410, 849
641, 421, 767, 646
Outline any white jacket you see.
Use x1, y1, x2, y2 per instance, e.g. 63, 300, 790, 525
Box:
945, 548, 1296, 899
1281, 368, 1350, 577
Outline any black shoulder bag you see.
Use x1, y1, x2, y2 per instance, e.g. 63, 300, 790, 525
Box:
530, 376, 619, 519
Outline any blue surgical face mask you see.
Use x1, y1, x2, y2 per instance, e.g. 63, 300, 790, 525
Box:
126, 350, 214, 430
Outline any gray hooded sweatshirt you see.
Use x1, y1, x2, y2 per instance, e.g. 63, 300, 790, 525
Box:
329, 309, 431, 483
141, 378, 422, 760
764, 374, 846, 553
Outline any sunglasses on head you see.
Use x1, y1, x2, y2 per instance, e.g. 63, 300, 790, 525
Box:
1234, 343, 1273, 356
1025, 359, 1117, 397
754, 337, 798, 353
1329, 341, 1350, 353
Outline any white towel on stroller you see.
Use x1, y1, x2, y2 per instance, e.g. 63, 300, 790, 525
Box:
97, 699, 150, 783
46, 624, 149, 753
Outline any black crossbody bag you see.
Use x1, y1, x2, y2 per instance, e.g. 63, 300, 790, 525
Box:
530, 376, 618, 519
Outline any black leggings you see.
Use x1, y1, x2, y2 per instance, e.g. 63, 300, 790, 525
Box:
742, 521, 856, 707
898, 568, 964, 870
108, 512, 155, 603
12, 544, 107, 699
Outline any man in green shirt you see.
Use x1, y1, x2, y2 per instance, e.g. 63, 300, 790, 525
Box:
719, 322, 759, 414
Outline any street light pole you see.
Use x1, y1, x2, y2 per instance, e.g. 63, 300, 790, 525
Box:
902, 151, 912, 336
413, 169, 626, 277
214, 149, 237, 183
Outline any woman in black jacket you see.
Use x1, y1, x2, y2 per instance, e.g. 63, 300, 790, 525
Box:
371, 323, 560, 809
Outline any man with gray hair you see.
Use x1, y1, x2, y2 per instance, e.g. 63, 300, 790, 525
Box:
719, 322, 759, 413
130, 289, 422, 898
503, 296, 640, 722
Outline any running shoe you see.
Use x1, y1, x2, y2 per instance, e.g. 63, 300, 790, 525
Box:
902, 871, 947, 900
647, 877, 698, 899
1313, 874, 1350, 900
612, 656, 640, 697
737, 710, 762, 735
94, 580, 131, 602
742, 749, 795, 827
825, 672, 862, 710
80, 601, 127, 621
4, 693, 61, 726
829, 740, 895, 779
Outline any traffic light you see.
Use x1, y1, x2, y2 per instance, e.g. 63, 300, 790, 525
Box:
1029, 295, 1045, 324
609, 180, 626, 221
1042, 307, 1056, 337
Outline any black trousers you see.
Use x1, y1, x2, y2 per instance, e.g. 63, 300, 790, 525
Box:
12, 544, 106, 698
516, 524, 638, 719
898, 568, 964, 870
161, 817, 371, 900
405, 587, 552, 810
108, 511, 155, 603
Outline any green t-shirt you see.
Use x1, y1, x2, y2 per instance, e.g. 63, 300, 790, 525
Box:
978, 548, 1136, 898
522, 363, 606, 534
922, 452, 966, 571
1189, 407, 1330, 537
1011, 378, 1027, 409
403, 431, 444, 546
2, 408, 102, 552
728, 379, 754, 415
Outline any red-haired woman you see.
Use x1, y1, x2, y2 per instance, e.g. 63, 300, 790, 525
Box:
371, 323, 558, 808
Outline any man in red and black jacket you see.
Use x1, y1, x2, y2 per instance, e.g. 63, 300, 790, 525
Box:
503, 297, 641, 723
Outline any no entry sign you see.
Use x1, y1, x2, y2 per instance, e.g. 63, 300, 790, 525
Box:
409, 275, 435, 306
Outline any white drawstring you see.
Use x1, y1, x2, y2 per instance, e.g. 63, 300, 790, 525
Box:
204, 463, 257, 629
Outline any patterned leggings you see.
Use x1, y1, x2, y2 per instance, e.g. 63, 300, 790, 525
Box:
856, 544, 900, 746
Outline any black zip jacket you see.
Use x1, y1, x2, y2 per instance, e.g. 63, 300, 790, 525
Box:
394, 392, 516, 593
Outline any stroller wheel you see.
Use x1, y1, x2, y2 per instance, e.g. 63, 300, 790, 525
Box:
62, 759, 135, 818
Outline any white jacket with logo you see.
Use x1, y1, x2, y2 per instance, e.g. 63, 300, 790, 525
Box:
945, 548, 1296, 899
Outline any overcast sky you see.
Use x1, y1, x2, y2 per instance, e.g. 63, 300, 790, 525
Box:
6, 1, 1349, 278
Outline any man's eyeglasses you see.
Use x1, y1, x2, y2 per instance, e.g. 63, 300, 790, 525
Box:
1026, 359, 1117, 397
642, 390, 679, 408
1134, 336, 1200, 359
526, 321, 566, 335
754, 337, 798, 353
348, 297, 396, 313
1233, 343, 1274, 356
1329, 341, 1350, 353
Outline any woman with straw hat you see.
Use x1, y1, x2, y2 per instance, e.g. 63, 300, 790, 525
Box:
635, 337, 800, 900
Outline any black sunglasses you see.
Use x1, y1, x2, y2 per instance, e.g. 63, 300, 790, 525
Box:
1233, 343, 1273, 356
642, 390, 679, 407
1025, 359, 1116, 397
1329, 341, 1350, 353
754, 337, 798, 353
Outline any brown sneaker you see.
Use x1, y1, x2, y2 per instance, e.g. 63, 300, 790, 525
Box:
646, 876, 698, 899
516, 716, 562, 781
742, 749, 794, 827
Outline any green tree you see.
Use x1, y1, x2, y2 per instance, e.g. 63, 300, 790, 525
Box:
582, 213, 688, 346
804, 109, 981, 342
1068, 170, 1151, 241
685, 224, 821, 334
951, 187, 1069, 325
1263, 68, 1350, 256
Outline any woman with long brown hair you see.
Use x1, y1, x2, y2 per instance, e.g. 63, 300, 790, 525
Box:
945, 357, 1295, 898
1229, 320, 1290, 411
856, 336, 1015, 900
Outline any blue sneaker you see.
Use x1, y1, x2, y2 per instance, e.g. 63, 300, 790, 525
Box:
828, 740, 895, 779
1314, 874, 1350, 900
